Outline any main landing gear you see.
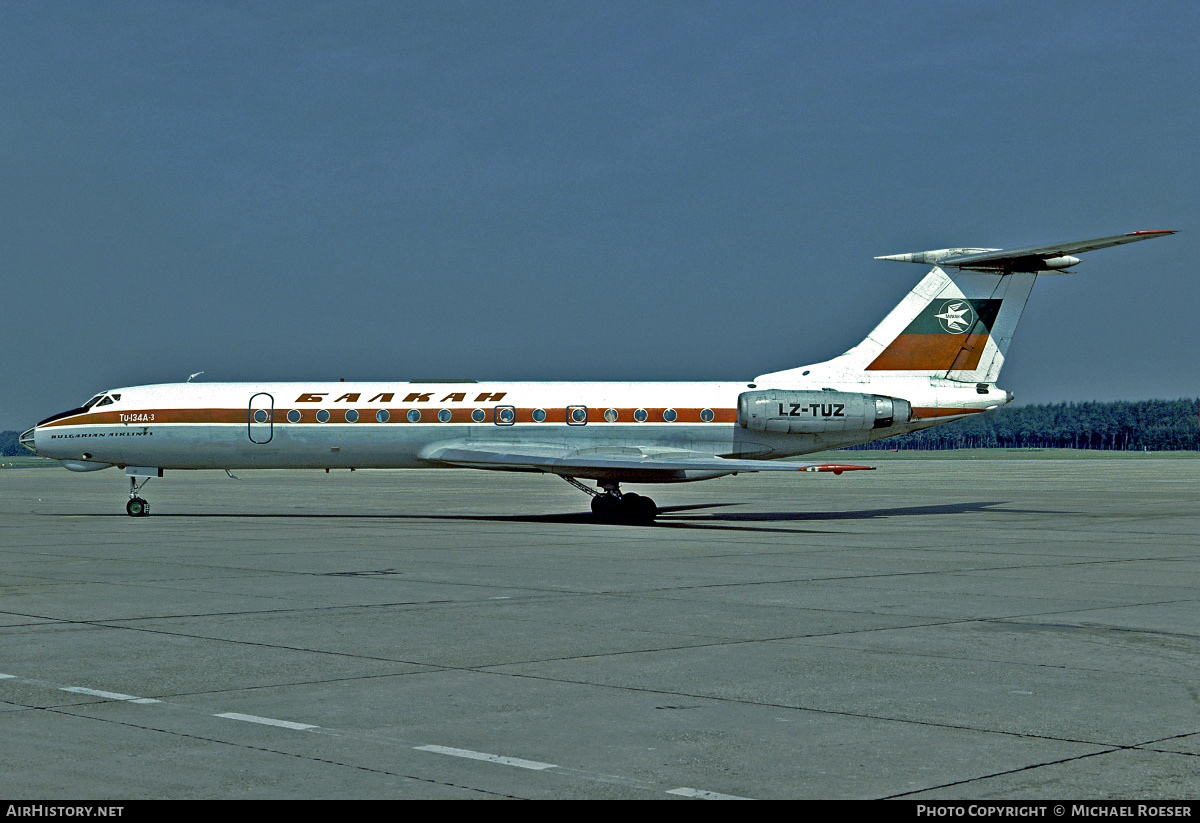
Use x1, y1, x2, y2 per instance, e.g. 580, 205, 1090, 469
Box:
562, 477, 657, 524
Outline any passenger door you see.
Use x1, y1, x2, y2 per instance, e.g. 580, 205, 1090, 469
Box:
248, 392, 274, 444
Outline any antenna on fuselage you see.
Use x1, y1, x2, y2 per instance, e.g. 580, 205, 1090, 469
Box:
187, 371, 205, 383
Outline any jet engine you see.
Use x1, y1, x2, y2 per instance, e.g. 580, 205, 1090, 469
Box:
738, 390, 911, 434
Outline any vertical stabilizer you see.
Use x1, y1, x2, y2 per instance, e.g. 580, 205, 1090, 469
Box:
757, 230, 1174, 386
757, 267, 1037, 385
856, 267, 1036, 382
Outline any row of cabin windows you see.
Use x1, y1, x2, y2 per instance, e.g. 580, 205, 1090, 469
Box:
256, 407, 718, 424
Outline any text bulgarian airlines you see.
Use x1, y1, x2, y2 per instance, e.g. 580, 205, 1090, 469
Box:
51, 431, 152, 439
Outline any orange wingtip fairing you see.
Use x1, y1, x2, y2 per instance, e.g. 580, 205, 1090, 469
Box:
804, 464, 874, 474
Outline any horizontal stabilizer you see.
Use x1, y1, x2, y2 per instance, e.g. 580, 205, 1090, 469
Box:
877, 230, 1176, 273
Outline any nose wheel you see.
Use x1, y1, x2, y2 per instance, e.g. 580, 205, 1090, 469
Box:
126, 474, 152, 517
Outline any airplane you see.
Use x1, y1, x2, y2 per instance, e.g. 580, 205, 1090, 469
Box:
21, 230, 1175, 522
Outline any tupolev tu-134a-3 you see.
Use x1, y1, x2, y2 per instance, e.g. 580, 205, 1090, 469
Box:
22, 230, 1175, 522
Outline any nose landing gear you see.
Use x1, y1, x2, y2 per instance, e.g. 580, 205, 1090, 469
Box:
124, 467, 161, 517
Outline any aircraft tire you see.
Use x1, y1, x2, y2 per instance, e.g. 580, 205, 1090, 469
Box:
126, 498, 148, 517
631, 495, 657, 523
591, 493, 656, 523
591, 495, 618, 519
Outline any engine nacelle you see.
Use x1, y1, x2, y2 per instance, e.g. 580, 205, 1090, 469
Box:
738, 390, 911, 434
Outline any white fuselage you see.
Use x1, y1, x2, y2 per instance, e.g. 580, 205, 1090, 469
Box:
31, 377, 1006, 477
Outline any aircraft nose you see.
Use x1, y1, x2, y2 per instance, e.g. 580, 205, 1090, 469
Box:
19, 427, 37, 455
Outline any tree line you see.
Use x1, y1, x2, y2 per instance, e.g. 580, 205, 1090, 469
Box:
2, 398, 1198, 456
0, 430, 27, 457
848, 398, 1200, 451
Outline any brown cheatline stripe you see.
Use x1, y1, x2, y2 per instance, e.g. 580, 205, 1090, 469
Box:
43, 407, 740, 427
910, 407, 986, 419
867, 332, 989, 371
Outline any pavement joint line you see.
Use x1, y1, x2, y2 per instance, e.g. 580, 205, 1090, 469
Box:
414, 744, 557, 771
3, 548, 1194, 616
884, 745, 1128, 799
1138, 747, 1200, 758
9, 595, 1196, 707
215, 711, 320, 731
11, 663, 1136, 756
478, 667, 1141, 751
794, 639, 1200, 680
666, 787, 750, 800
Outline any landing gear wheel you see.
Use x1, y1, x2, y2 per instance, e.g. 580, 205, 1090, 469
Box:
621, 493, 657, 523
589, 492, 656, 523
566, 478, 656, 524
631, 495, 657, 523
591, 494, 619, 519
126, 497, 149, 517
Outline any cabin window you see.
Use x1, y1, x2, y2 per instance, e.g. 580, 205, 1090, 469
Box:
496, 407, 515, 424
287, 409, 301, 423
471, 408, 486, 423
532, 408, 547, 422
345, 409, 359, 423
663, 408, 678, 422
633, 408, 648, 423
253, 409, 269, 423
407, 409, 422, 423
316, 409, 330, 423
604, 408, 618, 422
438, 409, 452, 423
700, 408, 715, 422
376, 409, 390, 423
568, 406, 587, 424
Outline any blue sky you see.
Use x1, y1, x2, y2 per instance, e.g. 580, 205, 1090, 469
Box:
2, 1, 1195, 430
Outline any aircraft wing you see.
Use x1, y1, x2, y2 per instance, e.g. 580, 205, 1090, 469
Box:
420, 443, 872, 480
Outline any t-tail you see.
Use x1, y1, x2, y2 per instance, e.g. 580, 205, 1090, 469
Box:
758, 230, 1176, 387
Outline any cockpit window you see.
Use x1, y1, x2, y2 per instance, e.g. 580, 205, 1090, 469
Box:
82, 394, 105, 410
110, 394, 121, 401
96, 396, 114, 407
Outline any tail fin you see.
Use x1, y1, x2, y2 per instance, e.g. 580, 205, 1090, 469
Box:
845, 266, 1035, 382
757, 230, 1175, 385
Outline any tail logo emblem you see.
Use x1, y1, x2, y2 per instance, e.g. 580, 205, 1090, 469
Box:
934, 300, 975, 334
